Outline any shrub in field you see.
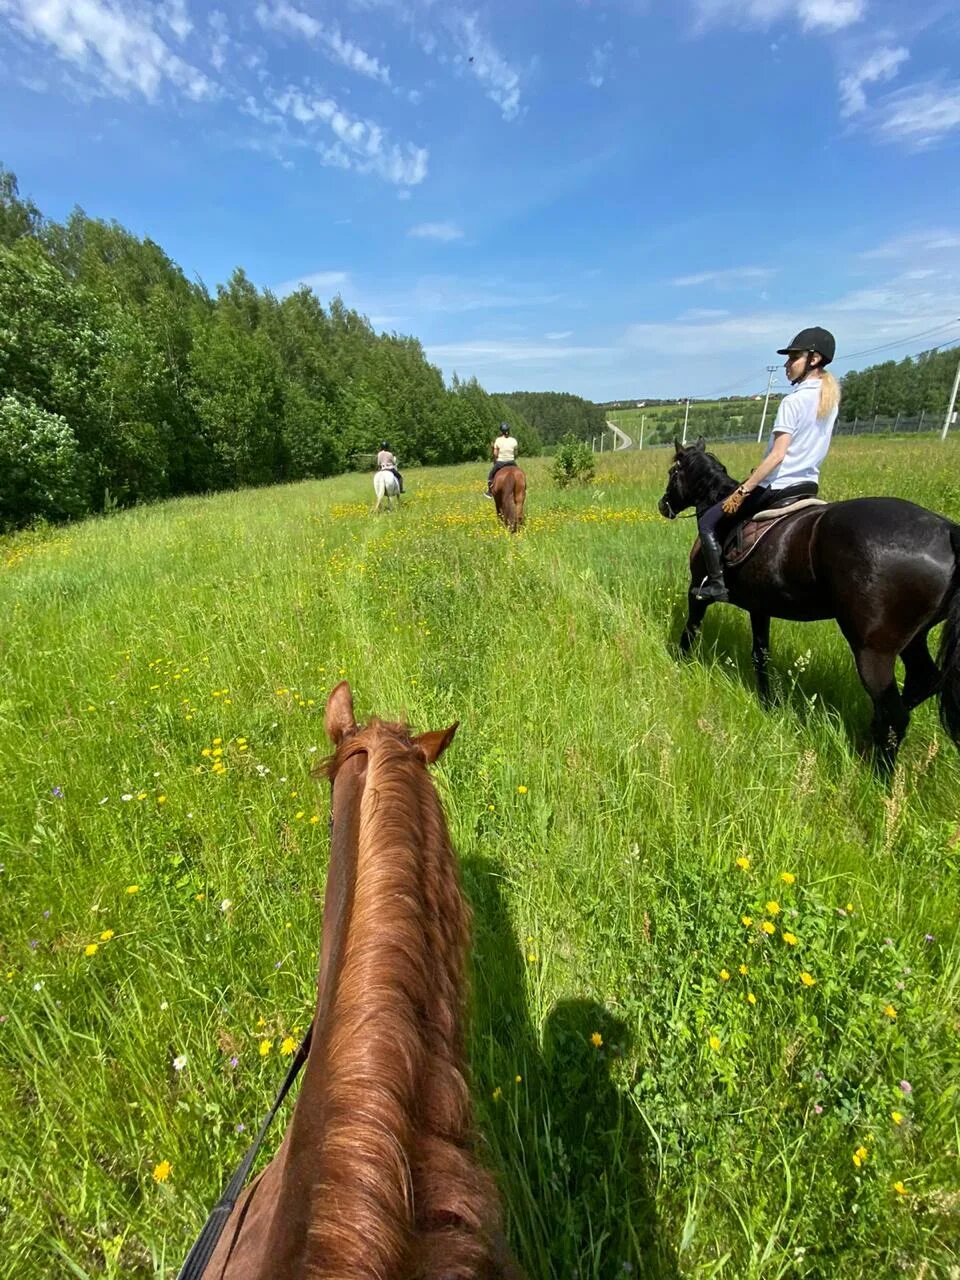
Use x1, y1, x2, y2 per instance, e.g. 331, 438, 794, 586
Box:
0, 394, 86, 530
552, 432, 595, 487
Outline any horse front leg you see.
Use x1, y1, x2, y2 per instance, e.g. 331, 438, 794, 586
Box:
750, 612, 772, 707
679, 594, 708, 656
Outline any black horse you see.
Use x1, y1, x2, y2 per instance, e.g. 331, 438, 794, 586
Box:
659, 439, 960, 770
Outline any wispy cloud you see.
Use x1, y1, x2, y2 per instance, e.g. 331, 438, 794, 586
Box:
208, 10, 229, 72
1, 0, 216, 101
408, 221, 464, 241
447, 10, 522, 121
874, 79, 960, 148
268, 86, 428, 184
273, 269, 350, 296
545, 330, 573, 340
587, 42, 613, 89
691, 0, 865, 33
255, 1, 391, 85
839, 46, 909, 116
860, 229, 960, 259
426, 339, 614, 365
671, 266, 776, 288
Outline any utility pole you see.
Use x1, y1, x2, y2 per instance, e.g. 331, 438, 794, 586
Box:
942, 352, 960, 442
757, 365, 777, 443
639, 415, 645, 450
681, 398, 690, 446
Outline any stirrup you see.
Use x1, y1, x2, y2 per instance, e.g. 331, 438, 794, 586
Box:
691, 576, 729, 602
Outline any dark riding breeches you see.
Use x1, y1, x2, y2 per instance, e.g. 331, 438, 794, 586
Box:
488, 460, 516, 487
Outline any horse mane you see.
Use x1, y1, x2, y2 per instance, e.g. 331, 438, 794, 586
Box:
681, 445, 739, 506
310, 721, 503, 1279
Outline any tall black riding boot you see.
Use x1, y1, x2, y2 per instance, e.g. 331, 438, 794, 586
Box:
692, 528, 729, 602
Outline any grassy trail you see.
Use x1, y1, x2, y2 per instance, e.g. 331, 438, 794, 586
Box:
1, 439, 959, 1278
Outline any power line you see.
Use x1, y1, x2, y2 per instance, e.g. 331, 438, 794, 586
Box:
832, 318, 960, 366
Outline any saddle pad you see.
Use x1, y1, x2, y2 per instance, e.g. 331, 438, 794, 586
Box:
723, 501, 825, 568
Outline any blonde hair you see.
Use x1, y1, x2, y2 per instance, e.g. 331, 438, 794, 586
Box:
817, 370, 840, 419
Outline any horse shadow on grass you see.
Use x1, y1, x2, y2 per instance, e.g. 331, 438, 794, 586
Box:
463, 855, 678, 1280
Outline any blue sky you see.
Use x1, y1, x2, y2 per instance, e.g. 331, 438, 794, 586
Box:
1, 0, 959, 400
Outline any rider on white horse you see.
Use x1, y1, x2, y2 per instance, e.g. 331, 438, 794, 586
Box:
376, 441, 404, 494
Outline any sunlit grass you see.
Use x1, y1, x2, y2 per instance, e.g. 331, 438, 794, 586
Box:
1, 438, 959, 1278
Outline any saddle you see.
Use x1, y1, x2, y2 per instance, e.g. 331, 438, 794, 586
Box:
722, 496, 826, 568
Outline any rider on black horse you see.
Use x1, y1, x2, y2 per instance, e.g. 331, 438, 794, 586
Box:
693, 327, 839, 603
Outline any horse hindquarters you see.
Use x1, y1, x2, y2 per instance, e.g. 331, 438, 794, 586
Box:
938, 526, 960, 747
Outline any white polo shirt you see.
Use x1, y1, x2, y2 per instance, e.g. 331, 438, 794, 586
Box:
495, 435, 518, 462
764, 379, 838, 490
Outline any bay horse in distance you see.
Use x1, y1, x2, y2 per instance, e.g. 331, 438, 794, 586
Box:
186, 682, 522, 1279
659, 439, 960, 771
491, 466, 526, 533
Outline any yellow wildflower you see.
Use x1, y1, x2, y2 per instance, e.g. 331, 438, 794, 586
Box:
883, 1004, 898, 1020
852, 1145, 869, 1168
99, 929, 114, 942
84, 943, 99, 957
741, 916, 753, 927
527, 952, 537, 964
309, 815, 320, 824
259, 1040, 273, 1057
708, 1035, 721, 1052
761, 921, 776, 935
782, 932, 798, 946
893, 1180, 908, 1196
152, 1160, 172, 1183
213, 738, 222, 746
516, 785, 528, 794
280, 1037, 296, 1056
156, 795, 167, 805
747, 992, 757, 1005
590, 1032, 603, 1048
515, 1075, 522, 1083
735, 856, 750, 871
295, 811, 305, 820
126, 885, 140, 894
492, 1086, 502, 1101
765, 901, 780, 916
800, 972, 816, 986
892, 1111, 904, 1125
780, 872, 796, 885
738, 964, 749, 975
846, 902, 854, 913
719, 969, 730, 981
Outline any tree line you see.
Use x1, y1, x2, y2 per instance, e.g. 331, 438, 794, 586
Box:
838, 346, 958, 421
0, 165, 538, 533
500, 391, 606, 445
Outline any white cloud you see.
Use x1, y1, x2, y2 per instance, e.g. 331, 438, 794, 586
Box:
875, 80, 960, 149
426, 339, 614, 365
208, 10, 229, 72
255, 2, 391, 84
408, 221, 463, 241
545, 330, 573, 340
692, 0, 865, 33
447, 11, 522, 120
671, 266, 776, 288
587, 42, 613, 89
274, 269, 350, 296
159, 0, 192, 42
1, 0, 216, 101
269, 86, 428, 184
681, 307, 732, 320
860, 229, 960, 259
839, 45, 908, 115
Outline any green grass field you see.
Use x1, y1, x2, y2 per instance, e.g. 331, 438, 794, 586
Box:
2, 438, 959, 1279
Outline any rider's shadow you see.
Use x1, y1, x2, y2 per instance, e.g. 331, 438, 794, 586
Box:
464, 855, 678, 1280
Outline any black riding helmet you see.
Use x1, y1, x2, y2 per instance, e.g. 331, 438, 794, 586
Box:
778, 327, 836, 365
499, 422, 510, 435
380, 440, 390, 449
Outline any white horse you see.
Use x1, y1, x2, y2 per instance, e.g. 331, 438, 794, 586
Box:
373, 468, 401, 513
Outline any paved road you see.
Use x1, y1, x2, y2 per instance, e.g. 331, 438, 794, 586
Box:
606, 420, 634, 450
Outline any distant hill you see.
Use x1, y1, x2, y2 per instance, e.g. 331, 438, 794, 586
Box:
500, 390, 606, 444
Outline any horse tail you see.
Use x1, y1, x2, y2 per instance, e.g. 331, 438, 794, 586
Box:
938, 524, 960, 747
513, 469, 526, 529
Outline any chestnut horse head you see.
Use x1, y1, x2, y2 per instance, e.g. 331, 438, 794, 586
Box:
190, 681, 521, 1279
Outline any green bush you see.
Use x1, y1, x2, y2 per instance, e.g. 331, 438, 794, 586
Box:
551, 432, 595, 487
0, 394, 87, 530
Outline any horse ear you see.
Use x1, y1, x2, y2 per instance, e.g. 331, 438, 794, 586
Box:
695, 436, 706, 451
673, 438, 683, 456
414, 722, 459, 765
325, 681, 357, 745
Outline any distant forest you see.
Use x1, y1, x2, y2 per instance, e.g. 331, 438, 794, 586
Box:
0, 164, 537, 533
500, 391, 607, 445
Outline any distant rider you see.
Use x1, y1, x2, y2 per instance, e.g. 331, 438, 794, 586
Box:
692, 326, 840, 603
376, 441, 404, 494
484, 423, 519, 497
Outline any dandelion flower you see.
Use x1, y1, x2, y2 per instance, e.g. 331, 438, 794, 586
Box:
892, 1180, 908, 1195
515, 1075, 522, 1083
84, 943, 99, 957
800, 972, 816, 986
492, 1086, 502, 1101
738, 964, 749, 975
708, 1035, 721, 1052
527, 952, 537, 964
126, 885, 140, 894
883, 1004, 898, 1020
156, 795, 167, 805
719, 969, 730, 981
517, 785, 528, 795
259, 1040, 273, 1057
309, 815, 320, 824
765, 901, 781, 916
590, 1032, 603, 1048
852, 1145, 869, 1168
735, 856, 750, 871
152, 1160, 172, 1183
761, 921, 776, 935
892, 1111, 904, 1125
782, 932, 798, 946
280, 1037, 296, 1056
99, 929, 114, 942
780, 872, 796, 885
747, 992, 757, 1005
741, 916, 753, 927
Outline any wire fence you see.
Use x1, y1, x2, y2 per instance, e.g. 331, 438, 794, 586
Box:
609, 410, 952, 452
